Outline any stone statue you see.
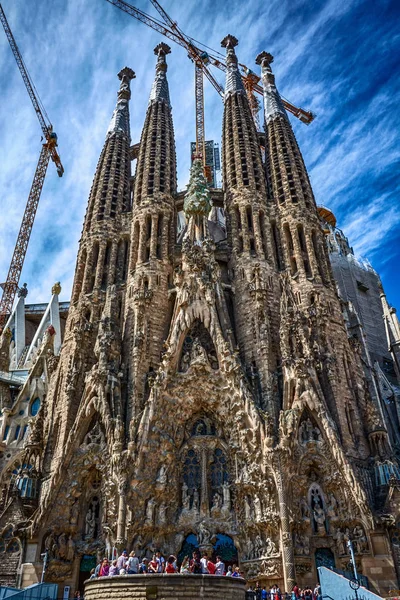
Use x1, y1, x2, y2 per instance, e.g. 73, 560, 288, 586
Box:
70, 499, 79, 526
254, 495, 262, 521
334, 528, 346, 555
265, 537, 277, 557
45, 532, 56, 558
156, 465, 168, 485
66, 536, 75, 562
245, 496, 252, 520
211, 492, 222, 511
58, 533, 67, 560
192, 489, 200, 512
191, 339, 209, 365
197, 522, 211, 545
182, 482, 190, 510
146, 498, 156, 524
158, 503, 167, 524
313, 500, 326, 533
326, 492, 338, 518
222, 481, 231, 510
353, 525, 368, 553
300, 497, 310, 520
85, 508, 96, 539
254, 534, 264, 558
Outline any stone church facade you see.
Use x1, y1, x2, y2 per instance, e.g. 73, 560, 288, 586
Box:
1, 37, 400, 595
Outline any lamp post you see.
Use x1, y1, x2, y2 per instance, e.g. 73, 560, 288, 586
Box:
40, 549, 49, 583
347, 539, 360, 600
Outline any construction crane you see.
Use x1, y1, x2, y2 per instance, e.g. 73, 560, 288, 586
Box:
0, 4, 64, 333
106, 0, 315, 139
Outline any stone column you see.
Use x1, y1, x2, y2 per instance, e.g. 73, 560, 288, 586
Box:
116, 485, 127, 548
274, 454, 296, 591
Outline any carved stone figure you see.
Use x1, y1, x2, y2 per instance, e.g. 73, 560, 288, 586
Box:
334, 528, 347, 555
158, 503, 167, 524
85, 508, 96, 539
58, 533, 67, 560
222, 481, 231, 511
156, 465, 168, 485
326, 492, 338, 518
245, 495, 252, 520
145, 498, 156, 524
197, 522, 211, 545
66, 536, 75, 562
353, 525, 368, 554
313, 500, 326, 534
211, 492, 222, 511
254, 495, 262, 521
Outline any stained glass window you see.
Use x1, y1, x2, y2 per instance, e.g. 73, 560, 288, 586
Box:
183, 449, 201, 490
211, 448, 228, 489
30, 398, 41, 416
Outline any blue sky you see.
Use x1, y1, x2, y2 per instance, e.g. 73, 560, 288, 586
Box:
0, 0, 399, 308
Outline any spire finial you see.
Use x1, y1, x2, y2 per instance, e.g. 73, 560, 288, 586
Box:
255, 51, 274, 68
117, 67, 136, 100
107, 67, 135, 138
221, 35, 238, 50
256, 51, 287, 123
221, 35, 244, 95
148, 42, 171, 105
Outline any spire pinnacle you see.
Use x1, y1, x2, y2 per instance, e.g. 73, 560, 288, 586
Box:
148, 42, 171, 106
221, 34, 244, 95
255, 51, 287, 123
107, 67, 135, 139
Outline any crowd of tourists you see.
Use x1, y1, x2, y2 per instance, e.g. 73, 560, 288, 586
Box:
245, 583, 322, 600
90, 549, 230, 577
89, 549, 322, 600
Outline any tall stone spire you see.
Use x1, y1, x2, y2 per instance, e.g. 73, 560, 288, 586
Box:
221, 35, 245, 96
83, 67, 135, 233
134, 43, 176, 203
220, 35, 279, 420
255, 52, 287, 123
125, 44, 176, 432
107, 67, 135, 138
148, 42, 171, 106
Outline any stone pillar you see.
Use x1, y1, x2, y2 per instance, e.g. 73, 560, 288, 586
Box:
274, 455, 296, 591
116, 486, 127, 547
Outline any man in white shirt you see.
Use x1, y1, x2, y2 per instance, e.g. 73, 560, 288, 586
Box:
215, 555, 225, 576
200, 552, 209, 574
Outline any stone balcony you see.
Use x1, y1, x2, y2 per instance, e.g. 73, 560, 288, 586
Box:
84, 573, 246, 600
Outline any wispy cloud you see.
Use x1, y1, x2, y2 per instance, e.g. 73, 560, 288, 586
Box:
0, 0, 399, 306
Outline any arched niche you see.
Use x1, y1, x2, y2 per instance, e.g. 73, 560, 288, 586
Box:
179, 319, 219, 372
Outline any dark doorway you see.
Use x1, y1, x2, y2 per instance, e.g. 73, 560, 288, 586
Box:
79, 554, 96, 593
212, 533, 238, 569
315, 547, 335, 577
178, 533, 199, 564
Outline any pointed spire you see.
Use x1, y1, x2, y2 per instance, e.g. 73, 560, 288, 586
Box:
148, 43, 171, 106
221, 34, 245, 95
255, 52, 288, 123
107, 67, 135, 139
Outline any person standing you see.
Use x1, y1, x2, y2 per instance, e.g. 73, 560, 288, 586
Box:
165, 555, 177, 573
189, 551, 202, 574
261, 587, 268, 600
99, 558, 109, 577
156, 551, 165, 573
226, 565, 233, 576
116, 550, 128, 571
200, 552, 210, 574
139, 557, 148, 573
314, 584, 322, 600
148, 554, 158, 573
127, 551, 139, 574
215, 555, 225, 576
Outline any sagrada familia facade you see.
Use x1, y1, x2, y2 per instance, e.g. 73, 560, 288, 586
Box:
1, 36, 400, 595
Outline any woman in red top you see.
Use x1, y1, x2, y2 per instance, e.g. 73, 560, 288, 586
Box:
165, 555, 177, 573
148, 554, 159, 573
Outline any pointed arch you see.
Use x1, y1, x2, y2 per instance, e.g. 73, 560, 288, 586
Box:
178, 319, 219, 372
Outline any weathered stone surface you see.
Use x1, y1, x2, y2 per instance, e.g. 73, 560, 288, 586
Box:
85, 574, 245, 600
0, 36, 399, 599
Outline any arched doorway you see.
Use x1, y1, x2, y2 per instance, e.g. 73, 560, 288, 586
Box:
212, 534, 238, 569
178, 533, 199, 564
315, 547, 335, 576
